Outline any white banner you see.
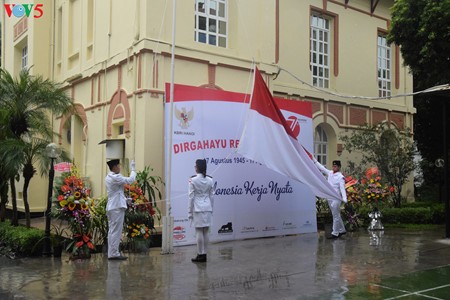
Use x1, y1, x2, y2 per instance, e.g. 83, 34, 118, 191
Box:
165, 84, 317, 246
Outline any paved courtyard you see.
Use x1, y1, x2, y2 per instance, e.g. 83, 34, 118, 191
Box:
1, 223, 450, 299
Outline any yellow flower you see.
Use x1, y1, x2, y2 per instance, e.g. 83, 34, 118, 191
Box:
59, 200, 68, 207
68, 202, 76, 211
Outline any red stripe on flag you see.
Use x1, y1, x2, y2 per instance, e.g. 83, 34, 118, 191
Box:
252, 68, 297, 140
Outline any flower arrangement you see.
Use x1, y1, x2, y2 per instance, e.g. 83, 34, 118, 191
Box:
53, 166, 95, 258
342, 168, 393, 231
345, 175, 361, 203
124, 182, 155, 241
359, 167, 391, 206
127, 223, 151, 239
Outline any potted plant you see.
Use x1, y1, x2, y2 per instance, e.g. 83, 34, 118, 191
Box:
136, 166, 164, 227
90, 196, 108, 253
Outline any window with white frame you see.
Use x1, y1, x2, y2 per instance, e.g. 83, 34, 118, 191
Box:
314, 125, 328, 165
310, 14, 330, 88
195, 0, 227, 47
378, 34, 391, 97
21, 45, 28, 70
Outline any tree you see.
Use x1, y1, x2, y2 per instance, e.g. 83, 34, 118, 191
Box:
341, 124, 417, 208
0, 68, 73, 227
388, 0, 450, 89
388, 0, 450, 189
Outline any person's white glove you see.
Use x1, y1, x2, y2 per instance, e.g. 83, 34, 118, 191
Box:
130, 160, 136, 172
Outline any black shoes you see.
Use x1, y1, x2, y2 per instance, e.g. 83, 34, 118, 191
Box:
108, 256, 128, 260
327, 234, 339, 239
191, 254, 207, 263
327, 232, 347, 239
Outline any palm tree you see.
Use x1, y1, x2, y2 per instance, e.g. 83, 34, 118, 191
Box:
0, 76, 18, 224
0, 109, 8, 222
0, 104, 24, 226
0, 68, 74, 227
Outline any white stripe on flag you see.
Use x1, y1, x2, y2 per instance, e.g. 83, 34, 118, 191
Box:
238, 67, 342, 202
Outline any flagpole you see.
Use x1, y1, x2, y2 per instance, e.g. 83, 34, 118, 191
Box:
161, 0, 176, 255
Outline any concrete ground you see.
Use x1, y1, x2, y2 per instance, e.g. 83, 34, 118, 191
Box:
1, 219, 450, 299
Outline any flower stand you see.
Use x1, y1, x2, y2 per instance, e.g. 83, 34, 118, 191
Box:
368, 208, 384, 230
52, 245, 64, 258
130, 238, 149, 253
69, 248, 91, 260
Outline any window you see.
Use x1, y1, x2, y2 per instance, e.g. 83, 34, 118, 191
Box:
195, 0, 227, 47
113, 122, 124, 138
21, 45, 28, 70
310, 14, 330, 88
314, 126, 328, 165
378, 35, 391, 97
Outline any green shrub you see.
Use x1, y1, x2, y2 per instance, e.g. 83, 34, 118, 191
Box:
354, 204, 445, 227
0, 221, 45, 256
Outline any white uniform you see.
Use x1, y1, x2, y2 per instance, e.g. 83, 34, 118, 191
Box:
314, 161, 347, 236
188, 173, 215, 256
188, 174, 215, 228
105, 171, 136, 258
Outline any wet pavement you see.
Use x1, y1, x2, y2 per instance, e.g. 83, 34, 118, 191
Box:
1, 226, 450, 299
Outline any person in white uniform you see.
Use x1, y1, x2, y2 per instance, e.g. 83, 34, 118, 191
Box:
188, 159, 215, 263
105, 159, 136, 260
313, 158, 347, 239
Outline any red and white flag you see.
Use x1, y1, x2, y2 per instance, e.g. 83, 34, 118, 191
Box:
237, 68, 342, 201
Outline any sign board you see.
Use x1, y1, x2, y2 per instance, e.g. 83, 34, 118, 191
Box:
165, 83, 317, 246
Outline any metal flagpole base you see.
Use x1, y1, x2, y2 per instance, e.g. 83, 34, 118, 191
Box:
161, 216, 174, 254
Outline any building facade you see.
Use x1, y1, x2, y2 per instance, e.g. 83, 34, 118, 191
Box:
1, 0, 414, 213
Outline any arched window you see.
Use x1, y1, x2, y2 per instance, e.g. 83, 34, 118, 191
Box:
314, 125, 328, 165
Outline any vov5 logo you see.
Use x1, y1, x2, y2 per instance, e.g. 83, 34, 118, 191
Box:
4, 4, 44, 18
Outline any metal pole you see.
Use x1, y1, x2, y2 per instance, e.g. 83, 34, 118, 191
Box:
161, 0, 176, 254
42, 158, 55, 256
443, 99, 449, 238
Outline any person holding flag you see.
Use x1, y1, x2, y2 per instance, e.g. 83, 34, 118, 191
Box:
312, 158, 347, 239
105, 159, 136, 260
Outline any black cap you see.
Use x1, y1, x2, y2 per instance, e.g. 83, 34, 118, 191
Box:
332, 160, 341, 167
107, 159, 120, 169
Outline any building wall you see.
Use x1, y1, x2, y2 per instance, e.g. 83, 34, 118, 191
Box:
2, 0, 415, 212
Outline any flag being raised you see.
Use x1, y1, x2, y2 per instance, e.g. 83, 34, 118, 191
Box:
237, 68, 342, 202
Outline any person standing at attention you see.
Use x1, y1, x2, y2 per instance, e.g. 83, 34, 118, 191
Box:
105, 159, 136, 260
188, 159, 215, 263
313, 158, 347, 239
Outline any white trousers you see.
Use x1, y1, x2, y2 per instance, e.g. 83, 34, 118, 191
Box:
195, 227, 209, 255
327, 199, 346, 236
106, 208, 125, 258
